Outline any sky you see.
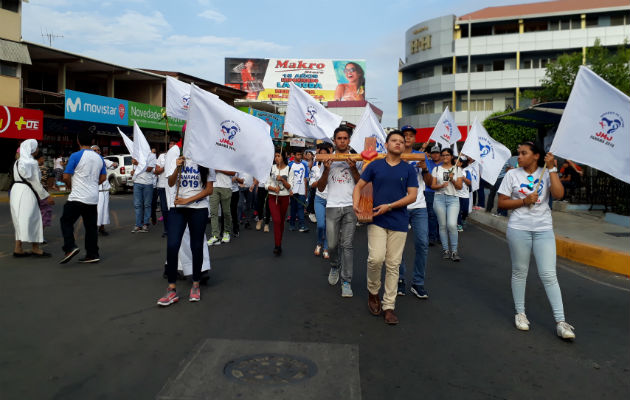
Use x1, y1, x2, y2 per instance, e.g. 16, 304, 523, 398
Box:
22, 0, 533, 127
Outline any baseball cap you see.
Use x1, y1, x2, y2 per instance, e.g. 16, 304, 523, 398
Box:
430, 145, 440, 153
401, 125, 415, 133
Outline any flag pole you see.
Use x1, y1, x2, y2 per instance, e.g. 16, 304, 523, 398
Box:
529, 164, 547, 209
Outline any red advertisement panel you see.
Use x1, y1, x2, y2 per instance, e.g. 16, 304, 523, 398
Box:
0, 105, 44, 140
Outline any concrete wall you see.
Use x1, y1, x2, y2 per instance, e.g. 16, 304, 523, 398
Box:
0, 8, 21, 42
0, 75, 20, 106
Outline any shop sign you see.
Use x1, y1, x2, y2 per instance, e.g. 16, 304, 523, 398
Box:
0, 105, 43, 140
128, 101, 184, 132
65, 89, 128, 125
289, 138, 305, 147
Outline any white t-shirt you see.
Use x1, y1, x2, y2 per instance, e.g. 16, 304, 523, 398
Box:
455, 167, 472, 198
54, 157, 63, 170
499, 167, 553, 231
325, 159, 358, 208
133, 153, 157, 185
407, 161, 427, 209
432, 165, 464, 196
289, 162, 307, 196
65, 149, 106, 205
156, 153, 168, 189
164, 145, 181, 210
176, 162, 216, 209
231, 172, 240, 192
266, 165, 293, 196
214, 172, 233, 189
309, 163, 328, 200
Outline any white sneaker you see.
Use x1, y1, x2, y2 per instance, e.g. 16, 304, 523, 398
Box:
207, 236, 220, 246
341, 281, 353, 297
556, 321, 576, 340
308, 213, 317, 223
515, 313, 530, 331
221, 233, 231, 243
328, 267, 340, 285
263, 224, 270, 233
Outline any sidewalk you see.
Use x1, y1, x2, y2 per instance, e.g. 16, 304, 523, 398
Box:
469, 207, 630, 277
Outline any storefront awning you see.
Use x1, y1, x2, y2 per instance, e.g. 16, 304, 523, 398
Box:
0, 39, 31, 65
488, 101, 566, 128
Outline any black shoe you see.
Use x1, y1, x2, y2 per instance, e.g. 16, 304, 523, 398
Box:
273, 246, 282, 255
79, 256, 100, 263
410, 284, 429, 299
31, 251, 52, 258
397, 279, 406, 296
59, 247, 80, 264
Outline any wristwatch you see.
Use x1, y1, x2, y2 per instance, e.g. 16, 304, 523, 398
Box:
387, 203, 393, 211
548, 167, 558, 173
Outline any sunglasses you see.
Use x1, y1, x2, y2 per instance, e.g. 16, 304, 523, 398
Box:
344, 67, 356, 73
526, 175, 535, 190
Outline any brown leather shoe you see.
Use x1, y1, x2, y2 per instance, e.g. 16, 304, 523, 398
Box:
368, 293, 381, 316
383, 309, 399, 325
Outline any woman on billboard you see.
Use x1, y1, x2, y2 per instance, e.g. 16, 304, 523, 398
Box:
335, 62, 365, 101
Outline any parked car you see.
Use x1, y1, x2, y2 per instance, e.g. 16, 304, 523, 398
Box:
105, 154, 134, 194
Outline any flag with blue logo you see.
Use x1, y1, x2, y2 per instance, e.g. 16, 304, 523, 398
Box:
350, 105, 387, 154
166, 76, 218, 121
184, 83, 274, 184
285, 82, 342, 142
550, 66, 630, 184
429, 106, 461, 149
466, 117, 511, 185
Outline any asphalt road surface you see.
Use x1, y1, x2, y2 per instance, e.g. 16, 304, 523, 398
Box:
0, 194, 628, 399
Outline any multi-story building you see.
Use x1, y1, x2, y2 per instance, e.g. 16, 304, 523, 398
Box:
398, 0, 630, 139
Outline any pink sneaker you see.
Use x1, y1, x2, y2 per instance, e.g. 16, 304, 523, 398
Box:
157, 288, 179, 306
189, 286, 201, 302
158, 216, 164, 221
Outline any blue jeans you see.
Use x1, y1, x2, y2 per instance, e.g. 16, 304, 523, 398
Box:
399, 208, 428, 286
290, 194, 306, 229
433, 194, 460, 252
506, 228, 566, 322
166, 207, 208, 284
424, 191, 439, 242
314, 195, 328, 249
133, 183, 153, 227
458, 197, 469, 226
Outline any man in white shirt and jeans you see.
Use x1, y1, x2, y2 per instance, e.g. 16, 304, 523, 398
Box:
317, 126, 361, 298
59, 131, 107, 264
131, 149, 157, 233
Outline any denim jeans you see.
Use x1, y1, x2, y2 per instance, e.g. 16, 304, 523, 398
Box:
506, 227, 566, 322
133, 183, 153, 227
290, 194, 306, 229
314, 195, 328, 249
326, 206, 357, 283
424, 190, 439, 242
399, 208, 428, 286
157, 187, 169, 234
166, 207, 208, 284
433, 194, 460, 252
458, 197, 469, 226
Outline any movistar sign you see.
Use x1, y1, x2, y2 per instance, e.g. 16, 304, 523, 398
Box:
64, 89, 129, 125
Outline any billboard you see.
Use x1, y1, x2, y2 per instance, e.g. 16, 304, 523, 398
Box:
237, 106, 285, 139
225, 58, 366, 102
0, 105, 43, 140
65, 89, 128, 125
128, 101, 185, 132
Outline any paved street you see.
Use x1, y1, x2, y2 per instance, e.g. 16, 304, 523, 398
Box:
0, 194, 629, 399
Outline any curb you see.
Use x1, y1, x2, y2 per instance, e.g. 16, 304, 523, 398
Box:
469, 212, 630, 277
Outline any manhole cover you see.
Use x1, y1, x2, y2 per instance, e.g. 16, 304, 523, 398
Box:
224, 353, 317, 385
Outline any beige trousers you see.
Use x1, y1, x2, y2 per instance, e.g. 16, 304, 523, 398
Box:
366, 224, 407, 311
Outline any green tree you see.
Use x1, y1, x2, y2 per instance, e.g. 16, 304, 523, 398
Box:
483, 110, 537, 153
524, 39, 630, 102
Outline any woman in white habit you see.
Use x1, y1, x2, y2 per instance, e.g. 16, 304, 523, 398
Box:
10, 139, 54, 257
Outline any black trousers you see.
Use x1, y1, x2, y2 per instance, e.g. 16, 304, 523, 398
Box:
230, 190, 240, 235
256, 187, 271, 224
60, 201, 99, 258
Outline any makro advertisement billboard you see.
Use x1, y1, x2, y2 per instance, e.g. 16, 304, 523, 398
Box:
128, 101, 184, 132
65, 89, 128, 125
225, 58, 366, 102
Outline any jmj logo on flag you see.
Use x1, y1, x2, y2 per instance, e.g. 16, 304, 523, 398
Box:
442, 120, 452, 142
592, 112, 624, 148
218, 119, 240, 151
305, 106, 317, 126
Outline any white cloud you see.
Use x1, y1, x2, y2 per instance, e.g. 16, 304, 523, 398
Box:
199, 9, 226, 22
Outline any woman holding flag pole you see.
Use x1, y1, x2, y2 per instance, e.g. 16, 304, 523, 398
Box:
266, 149, 294, 255
497, 141, 575, 340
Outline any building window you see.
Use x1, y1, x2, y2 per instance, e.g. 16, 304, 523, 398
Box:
476, 64, 484, 72
524, 20, 548, 32
417, 102, 434, 115
571, 18, 581, 29
494, 22, 519, 35
505, 98, 515, 111
442, 101, 453, 111
442, 64, 453, 75
522, 59, 532, 69
561, 19, 570, 30
610, 14, 625, 26
493, 60, 505, 71
461, 99, 493, 112
0, 61, 18, 77
549, 21, 559, 31
541, 58, 549, 68
0, 0, 19, 12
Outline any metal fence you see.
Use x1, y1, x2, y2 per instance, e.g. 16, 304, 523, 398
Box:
564, 168, 630, 216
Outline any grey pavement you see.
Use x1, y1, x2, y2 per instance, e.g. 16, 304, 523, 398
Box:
0, 194, 629, 399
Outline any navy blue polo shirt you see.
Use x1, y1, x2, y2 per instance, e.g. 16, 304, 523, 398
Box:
360, 158, 418, 232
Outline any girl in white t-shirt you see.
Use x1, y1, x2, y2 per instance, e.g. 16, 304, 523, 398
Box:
266, 150, 294, 255
430, 148, 464, 261
455, 157, 472, 232
157, 156, 215, 307
497, 141, 575, 340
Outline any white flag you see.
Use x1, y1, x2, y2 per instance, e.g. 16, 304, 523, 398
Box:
350, 105, 387, 154
131, 121, 151, 174
429, 106, 462, 149
475, 120, 511, 185
185, 83, 274, 184
550, 66, 630, 184
468, 161, 480, 192
460, 117, 482, 162
285, 82, 342, 142
117, 127, 134, 155
166, 76, 218, 121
